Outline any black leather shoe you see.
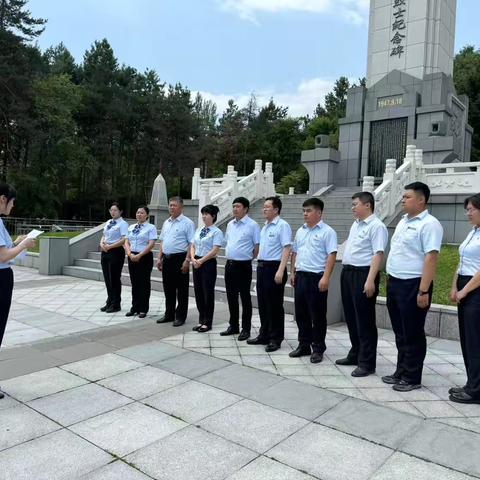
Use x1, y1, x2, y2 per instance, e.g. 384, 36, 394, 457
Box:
237, 330, 250, 341
173, 319, 185, 327
220, 326, 239, 336
0, 389, 4, 400
105, 306, 121, 313
351, 367, 375, 377
156, 315, 173, 324
100, 304, 109, 312
392, 380, 421, 392
449, 391, 480, 404
335, 357, 358, 366
125, 310, 136, 317
448, 386, 465, 395
310, 352, 323, 364
247, 336, 269, 345
138, 313, 147, 319
265, 343, 280, 353
381, 374, 401, 385
289, 346, 311, 358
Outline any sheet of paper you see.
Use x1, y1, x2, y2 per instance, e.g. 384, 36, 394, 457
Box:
27, 229, 44, 239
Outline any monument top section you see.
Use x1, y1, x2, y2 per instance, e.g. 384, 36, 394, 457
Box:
366, 0, 456, 87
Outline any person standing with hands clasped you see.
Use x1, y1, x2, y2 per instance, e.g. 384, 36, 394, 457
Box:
337, 192, 388, 377
384, 182, 443, 392
99, 202, 128, 313
0, 182, 36, 399
247, 196, 292, 352
449, 194, 480, 404
289, 198, 337, 363
124, 206, 157, 319
156, 197, 195, 327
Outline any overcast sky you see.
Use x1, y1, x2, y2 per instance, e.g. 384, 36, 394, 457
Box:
29, 0, 480, 117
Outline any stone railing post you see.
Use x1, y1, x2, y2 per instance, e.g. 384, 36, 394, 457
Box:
362, 176, 375, 193
254, 159, 263, 198
415, 148, 425, 182
226, 165, 238, 199
198, 183, 211, 226
264, 162, 275, 196
191, 168, 201, 200
288, 187, 295, 195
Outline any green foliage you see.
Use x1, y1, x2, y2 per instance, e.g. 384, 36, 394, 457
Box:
275, 166, 309, 195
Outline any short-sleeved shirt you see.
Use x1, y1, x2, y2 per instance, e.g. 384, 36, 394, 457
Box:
0, 218, 13, 269
127, 222, 158, 252
293, 221, 338, 273
342, 214, 389, 267
458, 227, 480, 276
386, 210, 443, 279
258, 216, 292, 261
103, 217, 129, 245
159, 214, 195, 255
193, 225, 224, 257
225, 215, 261, 261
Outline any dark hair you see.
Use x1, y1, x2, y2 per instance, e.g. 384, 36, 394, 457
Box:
169, 196, 184, 205
302, 197, 324, 211
110, 202, 123, 212
137, 205, 150, 215
405, 182, 430, 203
0, 182, 16, 201
232, 196, 250, 210
352, 192, 375, 212
265, 196, 282, 214
201, 204, 220, 223
464, 193, 480, 210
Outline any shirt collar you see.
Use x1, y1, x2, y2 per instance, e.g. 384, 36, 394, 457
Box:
403, 209, 429, 222
356, 214, 376, 225
302, 220, 323, 230
265, 215, 280, 226
169, 214, 184, 223
234, 214, 249, 224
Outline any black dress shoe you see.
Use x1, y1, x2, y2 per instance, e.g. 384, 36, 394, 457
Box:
220, 326, 239, 336
156, 315, 173, 324
105, 305, 121, 313
173, 319, 185, 327
448, 386, 465, 395
100, 304, 109, 312
265, 343, 280, 353
449, 391, 480, 404
392, 380, 421, 392
247, 336, 269, 345
138, 313, 147, 319
198, 325, 212, 333
125, 310, 136, 317
0, 389, 4, 400
381, 374, 401, 385
335, 357, 358, 366
351, 367, 375, 377
237, 330, 250, 341
192, 324, 203, 331
310, 352, 323, 364
289, 345, 312, 358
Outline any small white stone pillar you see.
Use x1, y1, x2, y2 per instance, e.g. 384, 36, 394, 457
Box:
254, 159, 263, 198
415, 148, 425, 182
288, 187, 295, 195
264, 162, 275, 196
198, 183, 211, 226
226, 165, 238, 199
362, 176, 375, 192
192, 168, 201, 200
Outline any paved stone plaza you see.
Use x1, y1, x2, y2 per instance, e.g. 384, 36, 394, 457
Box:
1, 266, 480, 479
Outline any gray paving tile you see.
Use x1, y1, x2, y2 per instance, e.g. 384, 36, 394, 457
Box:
116, 341, 186, 364
98, 366, 188, 400
316, 397, 423, 449
1, 367, 88, 401
199, 399, 308, 454
267, 423, 393, 480
70, 402, 187, 456
126, 425, 257, 480
250, 378, 345, 420
0, 353, 62, 381
400, 420, 480, 477
226, 456, 316, 479
0, 404, 60, 451
27, 383, 132, 426
143, 380, 241, 423
61, 353, 143, 381
80, 460, 152, 479
0, 429, 113, 480
198, 364, 283, 397
0, 392, 20, 410
45, 342, 113, 363
371, 452, 475, 480
153, 351, 230, 378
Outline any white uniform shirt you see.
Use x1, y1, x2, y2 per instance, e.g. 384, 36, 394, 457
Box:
0, 218, 13, 269
127, 222, 157, 252
103, 217, 129, 245
258, 216, 292, 261
225, 215, 261, 261
458, 227, 480, 276
159, 214, 195, 255
386, 210, 443, 279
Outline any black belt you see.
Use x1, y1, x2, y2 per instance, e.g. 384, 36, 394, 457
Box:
226, 259, 252, 265
163, 252, 187, 259
296, 271, 324, 277
343, 265, 370, 272
257, 260, 280, 266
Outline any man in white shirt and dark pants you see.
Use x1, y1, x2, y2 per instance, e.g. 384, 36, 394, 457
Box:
337, 192, 388, 377
384, 182, 443, 392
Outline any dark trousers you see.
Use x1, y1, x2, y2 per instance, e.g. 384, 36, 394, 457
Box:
256, 261, 287, 344
0, 268, 14, 348
162, 252, 189, 322
387, 275, 432, 384
341, 266, 379, 370
457, 275, 480, 399
294, 271, 328, 353
101, 247, 125, 307
224, 260, 252, 332
128, 251, 153, 314
193, 258, 217, 327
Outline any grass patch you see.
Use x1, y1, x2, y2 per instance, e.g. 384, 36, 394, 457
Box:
26, 231, 82, 253
379, 244, 459, 306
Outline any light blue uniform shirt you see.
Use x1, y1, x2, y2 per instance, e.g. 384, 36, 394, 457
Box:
386, 210, 443, 279
159, 214, 195, 255
225, 215, 261, 261
103, 217, 129, 245
127, 222, 157, 252
193, 225, 224, 257
0, 218, 14, 269
293, 221, 338, 273
458, 227, 480, 276
258, 216, 292, 261
342, 214, 388, 267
